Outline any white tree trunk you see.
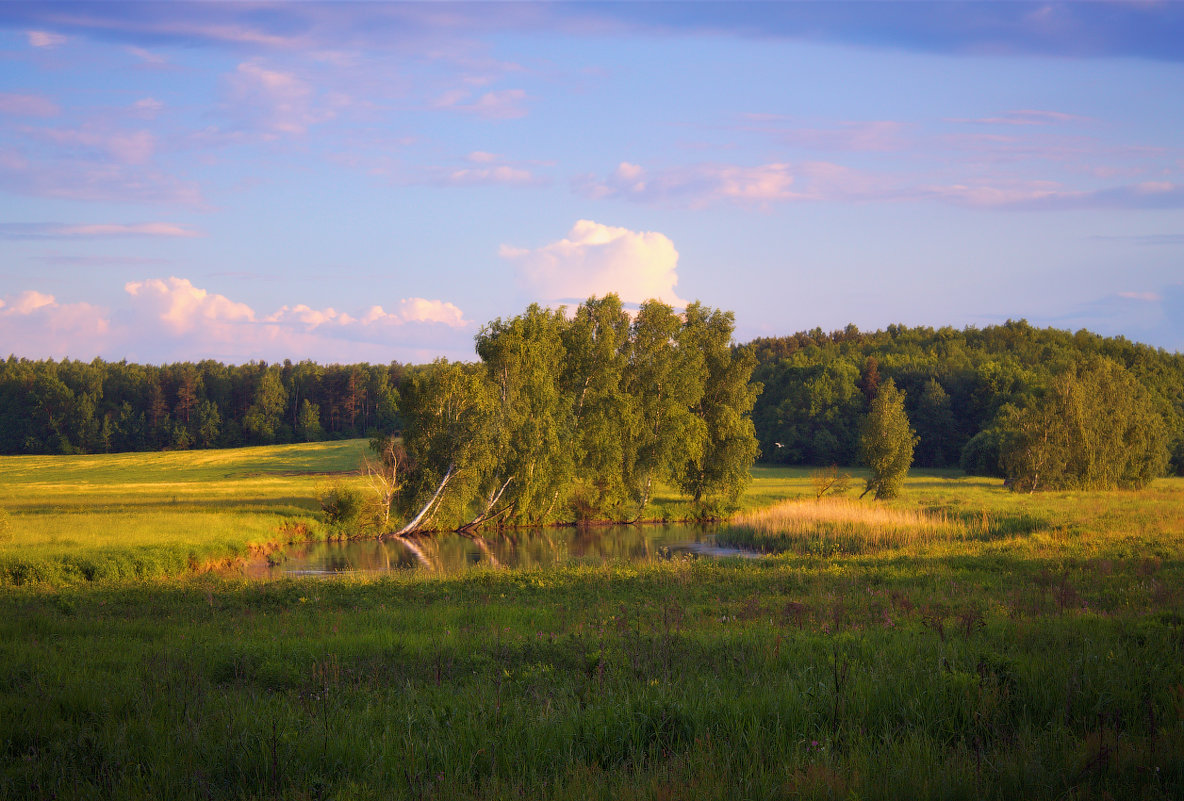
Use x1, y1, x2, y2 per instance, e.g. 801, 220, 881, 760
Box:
396, 464, 454, 536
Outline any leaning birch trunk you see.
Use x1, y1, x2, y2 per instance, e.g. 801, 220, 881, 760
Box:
458, 476, 514, 532
629, 475, 653, 524
396, 464, 455, 536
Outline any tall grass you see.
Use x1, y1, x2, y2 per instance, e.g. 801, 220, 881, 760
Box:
722, 497, 975, 554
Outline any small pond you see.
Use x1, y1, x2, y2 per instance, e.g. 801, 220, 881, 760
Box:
244, 522, 754, 578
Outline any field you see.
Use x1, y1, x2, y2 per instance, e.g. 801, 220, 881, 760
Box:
1, 444, 1183, 799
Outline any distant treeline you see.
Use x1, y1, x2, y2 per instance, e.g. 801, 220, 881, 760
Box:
5, 320, 1184, 478
0, 357, 405, 455
748, 320, 1184, 475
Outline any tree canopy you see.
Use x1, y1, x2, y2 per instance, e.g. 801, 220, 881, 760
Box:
997, 356, 1170, 492
859, 379, 917, 500
392, 297, 762, 530
749, 321, 1184, 478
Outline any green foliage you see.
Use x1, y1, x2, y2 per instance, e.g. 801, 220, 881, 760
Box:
476, 304, 574, 525
320, 483, 363, 528
751, 321, 1184, 472
860, 379, 917, 500
296, 399, 323, 442
563, 294, 636, 518
998, 356, 1171, 492
959, 427, 1005, 477
395, 296, 761, 531
675, 304, 762, 509
0, 356, 408, 455
242, 366, 288, 443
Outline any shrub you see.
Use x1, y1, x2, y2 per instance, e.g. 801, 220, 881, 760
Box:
959, 428, 1004, 478
319, 483, 363, 529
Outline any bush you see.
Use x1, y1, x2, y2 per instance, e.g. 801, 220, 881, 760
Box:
319, 483, 363, 529
959, 428, 1004, 478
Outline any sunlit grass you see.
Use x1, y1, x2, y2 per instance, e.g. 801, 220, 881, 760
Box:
1, 453, 1183, 797
0, 440, 368, 584
723, 496, 972, 554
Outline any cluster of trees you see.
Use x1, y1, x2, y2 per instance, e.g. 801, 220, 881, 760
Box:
750, 321, 1184, 487
382, 296, 761, 531
5, 314, 1179, 497
992, 356, 1171, 491
0, 357, 403, 454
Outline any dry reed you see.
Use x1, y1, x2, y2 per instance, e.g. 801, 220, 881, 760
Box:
723, 498, 973, 554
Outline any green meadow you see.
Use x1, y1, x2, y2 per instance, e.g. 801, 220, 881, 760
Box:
0, 441, 366, 584
1, 443, 1182, 799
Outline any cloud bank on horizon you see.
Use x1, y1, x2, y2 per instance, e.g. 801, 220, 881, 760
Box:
1, 1, 1182, 362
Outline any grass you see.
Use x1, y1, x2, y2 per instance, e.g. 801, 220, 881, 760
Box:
722, 496, 972, 554
1, 446, 1182, 798
0, 440, 369, 584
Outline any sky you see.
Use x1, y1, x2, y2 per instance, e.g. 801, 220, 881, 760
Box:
1, 1, 1182, 365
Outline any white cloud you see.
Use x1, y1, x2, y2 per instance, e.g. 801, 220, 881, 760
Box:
394, 297, 467, 326
500, 219, 686, 306
109, 278, 472, 362
125, 277, 255, 336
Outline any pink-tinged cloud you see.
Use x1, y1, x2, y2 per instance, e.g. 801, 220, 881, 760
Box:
126, 277, 255, 335
434, 88, 529, 120
393, 298, 467, 326
132, 97, 165, 118
100, 277, 473, 362
268, 298, 467, 329
125, 46, 170, 68
26, 30, 66, 48
918, 179, 1184, 210
577, 161, 807, 207
0, 147, 204, 206
747, 118, 908, 153
0, 290, 111, 359
37, 126, 157, 165
0, 93, 60, 118
223, 61, 341, 137
501, 219, 686, 306
947, 109, 1089, 126
442, 164, 539, 186
0, 222, 201, 240
1118, 291, 1162, 302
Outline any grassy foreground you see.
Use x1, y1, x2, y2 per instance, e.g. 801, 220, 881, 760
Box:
1, 446, 1183, 799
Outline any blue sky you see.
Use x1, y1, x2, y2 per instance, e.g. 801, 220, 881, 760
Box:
1, 1, 1181, 363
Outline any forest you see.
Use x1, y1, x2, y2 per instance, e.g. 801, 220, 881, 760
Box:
3, 316, 1182, 483
749, 320, 1184, 478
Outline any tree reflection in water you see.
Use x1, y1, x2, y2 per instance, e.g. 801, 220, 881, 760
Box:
249, 523, 728, 577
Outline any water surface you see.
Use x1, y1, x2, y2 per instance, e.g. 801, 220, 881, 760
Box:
245, 522, 751, 578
